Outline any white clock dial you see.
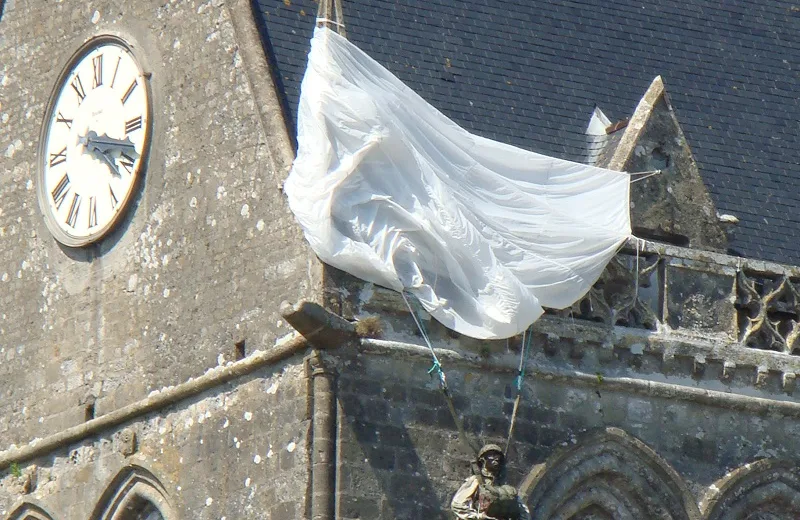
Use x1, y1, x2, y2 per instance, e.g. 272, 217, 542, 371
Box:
38, 38, 150, 247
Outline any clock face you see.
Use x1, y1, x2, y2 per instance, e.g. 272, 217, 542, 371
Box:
38, 38, 150, 247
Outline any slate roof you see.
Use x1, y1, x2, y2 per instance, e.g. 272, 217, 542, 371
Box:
255, 0, 800, 265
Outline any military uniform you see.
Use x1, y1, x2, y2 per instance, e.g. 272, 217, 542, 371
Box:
451, 445, 530, 520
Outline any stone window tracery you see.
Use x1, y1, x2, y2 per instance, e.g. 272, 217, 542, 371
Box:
701, 458, 800, 520
521, 427, 700, 520
90, 465, 173, 520
735, 271, 800, 354
545, 251, 661, 330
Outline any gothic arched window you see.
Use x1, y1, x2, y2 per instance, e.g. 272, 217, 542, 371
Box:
523, 427, 700, 520
6, 503, 55, 520
90, 465, 174, 520
702, 459, 800, 520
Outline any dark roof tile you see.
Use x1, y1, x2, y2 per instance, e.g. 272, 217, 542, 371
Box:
256, 0, 800, 265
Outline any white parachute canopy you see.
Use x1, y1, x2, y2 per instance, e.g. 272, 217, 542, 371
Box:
285, 27, 631, 339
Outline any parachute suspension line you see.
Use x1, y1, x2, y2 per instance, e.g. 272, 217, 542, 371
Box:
629, 169, 662, 183
401, 291, 442, 385
504, 325, 534, 456
316, 18, 345, 28
402, 290, 479, 458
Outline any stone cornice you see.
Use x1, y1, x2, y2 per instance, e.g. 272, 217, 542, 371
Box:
358, 338, 800, 418
628, 237, 800, 278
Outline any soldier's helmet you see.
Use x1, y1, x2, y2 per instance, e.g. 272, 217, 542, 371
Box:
477, 444, 504, 461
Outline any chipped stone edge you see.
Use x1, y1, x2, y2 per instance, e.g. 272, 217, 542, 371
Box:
224, 0, 296, 173
607, 76, 664, 172
359, 338, 800, 419
626, 236, 800, 277
0, 334, 308, 471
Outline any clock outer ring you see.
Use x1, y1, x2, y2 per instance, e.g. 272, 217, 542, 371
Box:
36, 35, 152, 248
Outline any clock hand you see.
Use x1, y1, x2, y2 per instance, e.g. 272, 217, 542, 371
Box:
78, 133, 123, 176
95, 149, 122, 177
82, 131, 139, 158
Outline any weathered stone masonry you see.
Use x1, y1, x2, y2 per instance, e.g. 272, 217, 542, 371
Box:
3, 0, 800, 518
328, 238, 800, 518
0, 350, 312, 518
0, 0, 319, 449
1, 0, 318, 517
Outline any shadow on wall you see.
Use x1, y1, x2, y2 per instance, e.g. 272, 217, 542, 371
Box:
248, 0, 298, 149
337, 375, 453, 520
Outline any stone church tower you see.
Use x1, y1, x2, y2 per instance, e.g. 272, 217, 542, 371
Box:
2, 0, 800, 519
0, 0, 322, 517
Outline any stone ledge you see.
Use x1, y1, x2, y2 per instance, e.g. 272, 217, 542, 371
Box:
0, 334, 308, 470
629, 237, 800, 278
533, 315, 800, 395
358, 338, 800, 419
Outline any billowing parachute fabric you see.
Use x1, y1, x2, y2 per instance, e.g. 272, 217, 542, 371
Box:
285, 27, 631, 339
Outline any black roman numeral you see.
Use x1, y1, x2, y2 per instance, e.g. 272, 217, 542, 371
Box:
51, 174, 70, 210
49, 147, 67, 167
120, 153, 135, 174
93, 55, 103, 88
109, 184, 119, 209
88, 196, 98, 228
125, 116, 142, 135
71, 75, 86, 102
56, 112, 72, 129
121, 79, 137, 104
66, 193, 81, 228
110, 56, 122, 88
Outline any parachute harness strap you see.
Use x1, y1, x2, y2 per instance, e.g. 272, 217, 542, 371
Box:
504, 325, 534, 455
402, 291, 478, 458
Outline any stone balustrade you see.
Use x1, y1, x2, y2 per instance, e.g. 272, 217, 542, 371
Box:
334, 238, 800, 399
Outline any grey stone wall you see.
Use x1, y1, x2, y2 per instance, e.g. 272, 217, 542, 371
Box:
0, 0, 319, 448
332, 344, 800, 519
601, 77, 728, 252
624, 91, 727, 252
0, 360, 310, 519
328, 233, 800, 519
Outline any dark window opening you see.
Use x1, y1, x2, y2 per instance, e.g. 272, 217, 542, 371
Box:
85, 403, 95, 422
632, 226, 689, 247
234, 339, 246, 361
119, 497, 164, 520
